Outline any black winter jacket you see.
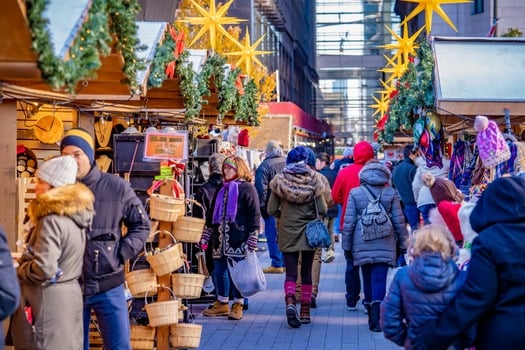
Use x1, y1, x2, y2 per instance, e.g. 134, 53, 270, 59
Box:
254, 154, 286, 218
412, 176, 525, 350
392, 157, 417, 205
81, 166, 150, 296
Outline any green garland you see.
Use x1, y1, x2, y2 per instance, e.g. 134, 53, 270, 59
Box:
26, 0, 145, 93
380, 39, 435, 143
148, 31, 262, 125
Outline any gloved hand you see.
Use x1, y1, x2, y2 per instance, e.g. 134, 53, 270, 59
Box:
246, 234, 258, 252
198, 239, 208, 251
199, 227, 211, 250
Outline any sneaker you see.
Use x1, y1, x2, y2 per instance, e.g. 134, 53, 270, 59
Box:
346, 302, 358, 311
263, 266, 284, 274
323, 250, 335, 263
228, 302, 243, 320
203, 301, 230, 317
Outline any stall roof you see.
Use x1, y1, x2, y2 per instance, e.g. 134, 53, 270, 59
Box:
433, 36, 525, 116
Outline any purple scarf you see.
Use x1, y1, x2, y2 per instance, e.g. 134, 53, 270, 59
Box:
212, 181, 239, 224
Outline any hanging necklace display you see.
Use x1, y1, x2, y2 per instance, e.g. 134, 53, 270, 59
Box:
94, 116, 112, 150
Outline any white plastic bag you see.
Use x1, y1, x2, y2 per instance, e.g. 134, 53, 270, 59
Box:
227, 251, 267, 297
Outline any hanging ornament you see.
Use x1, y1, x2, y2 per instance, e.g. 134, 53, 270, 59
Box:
412, 117, 426, 144
425, 111, 442, 140
224, 30, 271, 77
381, 22, 425, 64
401, 0, 472, 34
419, 129, 430, 149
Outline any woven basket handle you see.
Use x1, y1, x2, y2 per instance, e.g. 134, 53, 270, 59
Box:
186, 198, 205, 218
144, 285, 175, 304
144, 230, 177, 256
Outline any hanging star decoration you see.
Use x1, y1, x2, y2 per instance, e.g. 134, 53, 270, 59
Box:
401, 0, 472, 34
375, 79, 397, 99
379, 55, 408, 83
369, 92, 390, 118
381, 23, 425, 64
178, 0, 246, 51
224, 30, 272, 76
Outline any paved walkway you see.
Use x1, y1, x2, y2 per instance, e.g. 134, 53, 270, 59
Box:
189, 241, 403, 350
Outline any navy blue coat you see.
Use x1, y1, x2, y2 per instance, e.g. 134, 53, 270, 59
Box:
412, 176, 525, 350
392, 157, 417, 206
381, 252, 470, 349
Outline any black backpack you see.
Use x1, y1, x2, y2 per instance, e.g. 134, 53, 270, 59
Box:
358, 186, 393, 241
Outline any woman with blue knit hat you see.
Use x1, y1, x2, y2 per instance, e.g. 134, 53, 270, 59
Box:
268, 146, 328, 327
10, 156, 94, 350
60, 128, 150, 350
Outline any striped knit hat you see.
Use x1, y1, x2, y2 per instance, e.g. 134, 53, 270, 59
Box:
60, 128, 95, 164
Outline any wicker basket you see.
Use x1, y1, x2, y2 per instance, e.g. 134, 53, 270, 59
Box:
144, 287, 180, 328
170, 323, 202, 349
126, 268, 157, 298
172, 199, 205, 243
145, 231, 185, 277
130, 325, 155, 350
171, 273, 205, 299
149, 193, 185, 222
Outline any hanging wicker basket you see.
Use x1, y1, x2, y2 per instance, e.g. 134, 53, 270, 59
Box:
170, 323, 202, 349
145, 231, 185, 277
130, 325, 155, 350
144, 287, 180, 328
172, 199, 205, 243
171, 273, 205, 299
149, 194, 185, 222
126, 258, 158, 298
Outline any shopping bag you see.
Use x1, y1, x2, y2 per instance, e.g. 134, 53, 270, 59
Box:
227, 251, 266, 297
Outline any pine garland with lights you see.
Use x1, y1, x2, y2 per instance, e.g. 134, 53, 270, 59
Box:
25, 0, 145, 93
235, 79, 260, 126
380, 39, 435, 143
176, 50, 207, 120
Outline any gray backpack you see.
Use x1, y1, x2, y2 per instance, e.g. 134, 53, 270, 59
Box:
358, 186, 393, 241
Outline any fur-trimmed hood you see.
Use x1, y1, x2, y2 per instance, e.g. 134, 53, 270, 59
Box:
269, 169, 326, 204
27, 183, 95, 229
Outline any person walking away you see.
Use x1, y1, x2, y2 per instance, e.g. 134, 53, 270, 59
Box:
255, 140, 286, 274
411, 176, 525, 350
10, 156, 94, 350
332, 147, 354, 242
201, 156, 261, 320
315, 152, 338, 263
342, 160, 409, 332
332, 141, 374, 311
0, 226, 20, 347
381, 225, 474, 349
392, 145, 420, 232
268, 146, 328, 328
193, 153, 226, 297
61, 128, 151, 350
412, 156, 451, 225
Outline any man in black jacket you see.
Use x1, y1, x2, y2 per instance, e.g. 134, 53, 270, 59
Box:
255, 140, 286, 273
392, 144, 420, 232
61, 128, 150, 350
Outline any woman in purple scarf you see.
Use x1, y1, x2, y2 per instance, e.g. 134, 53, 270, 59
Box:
201, 156, 261, 321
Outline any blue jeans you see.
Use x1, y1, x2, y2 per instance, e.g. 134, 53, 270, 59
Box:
361, 263, 389, 303
213, 256, 243, 301
419, 204, 436, 225
83, 285, 131, 350
403, 204, 421, 231
265, 216, 283, 268
333, 204, 342, 234
344, 250, 361, 307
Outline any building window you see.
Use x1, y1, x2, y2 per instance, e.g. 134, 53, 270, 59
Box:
472, 0, 484, 14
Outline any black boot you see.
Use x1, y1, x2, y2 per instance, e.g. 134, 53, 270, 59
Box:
369, 301, 382, 332
363, 302, 372, 328
300, 300, 311, 324
285, 295, 301, 328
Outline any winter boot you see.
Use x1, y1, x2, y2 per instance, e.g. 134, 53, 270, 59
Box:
363, 301, 371, 328
228, 302, 243, 320
285, 295, 301, 328
369, 301, 382, 332
300, 301, 311, 324
203, 301, 230, 317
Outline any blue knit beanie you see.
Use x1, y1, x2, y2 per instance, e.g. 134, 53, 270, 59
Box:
60, 128, 95, 164
305, 147, 316, 167
286, 146, 309, 164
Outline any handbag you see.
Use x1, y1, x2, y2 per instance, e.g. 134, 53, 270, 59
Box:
305, 197, 331, 248
227, 251, 267, 297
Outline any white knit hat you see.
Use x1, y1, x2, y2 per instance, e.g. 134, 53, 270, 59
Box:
37, 156, 78, 188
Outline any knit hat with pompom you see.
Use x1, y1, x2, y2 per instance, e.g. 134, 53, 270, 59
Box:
474, 115, 510, 168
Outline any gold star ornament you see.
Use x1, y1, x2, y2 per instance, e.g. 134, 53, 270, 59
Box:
178, 0, 246, 51
369, 92, 390, 118
224, 30, 272, 77
381, 23, 425, 64
401, 0, 473, 34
